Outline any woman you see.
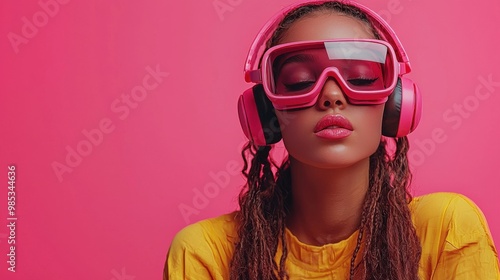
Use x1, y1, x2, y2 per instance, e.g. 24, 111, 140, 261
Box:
164, 1, 500, 279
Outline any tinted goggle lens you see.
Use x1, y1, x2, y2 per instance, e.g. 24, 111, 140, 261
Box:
264, 41, 396, 98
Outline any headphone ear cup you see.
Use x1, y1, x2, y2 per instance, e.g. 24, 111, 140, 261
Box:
382, 77, 422, 137
238, 84, 282, 146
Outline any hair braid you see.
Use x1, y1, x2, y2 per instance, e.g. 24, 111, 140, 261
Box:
352, 138, 421, 280
230, 142, 289, 279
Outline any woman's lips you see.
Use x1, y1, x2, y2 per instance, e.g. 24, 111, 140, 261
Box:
314, 114, 353, 140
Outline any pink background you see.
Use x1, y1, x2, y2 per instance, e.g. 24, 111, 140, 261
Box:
0, 0, 499, 279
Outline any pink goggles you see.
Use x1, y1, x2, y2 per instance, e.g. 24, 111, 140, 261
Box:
257, 39, 400, 110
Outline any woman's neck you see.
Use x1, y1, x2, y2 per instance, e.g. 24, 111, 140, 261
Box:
286, 156, 369, 246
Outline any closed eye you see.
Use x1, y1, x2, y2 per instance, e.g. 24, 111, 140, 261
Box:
348, 78, 378, 86
284, 81, 315, 92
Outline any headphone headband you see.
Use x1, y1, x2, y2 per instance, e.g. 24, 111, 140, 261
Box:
244, 0, 412, 83
238, 0, 422, 145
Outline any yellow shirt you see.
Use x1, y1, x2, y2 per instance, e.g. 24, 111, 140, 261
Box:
164, 192, 500, 279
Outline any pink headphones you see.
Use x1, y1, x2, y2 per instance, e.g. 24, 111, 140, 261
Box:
238, 0, 422, 146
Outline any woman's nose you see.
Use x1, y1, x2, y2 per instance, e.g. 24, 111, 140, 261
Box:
317, 78, 348, 110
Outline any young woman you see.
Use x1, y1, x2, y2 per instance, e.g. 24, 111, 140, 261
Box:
164, 1, 500, 279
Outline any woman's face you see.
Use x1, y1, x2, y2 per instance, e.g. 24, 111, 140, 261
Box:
274, 12, 385, 168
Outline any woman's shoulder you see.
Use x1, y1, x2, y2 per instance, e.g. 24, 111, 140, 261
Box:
169, 211, 239, 250
410, 192, 487, 222
165, 212, 239, 279
409, 194, 499, 278
409, 192, 495, 247
410, 192, 489, 226
411, 191, 478, 210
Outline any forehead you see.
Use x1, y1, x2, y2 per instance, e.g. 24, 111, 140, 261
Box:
278, 12, 376, 44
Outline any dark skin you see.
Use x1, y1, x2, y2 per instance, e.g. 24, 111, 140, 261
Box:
274, 12, 385, 246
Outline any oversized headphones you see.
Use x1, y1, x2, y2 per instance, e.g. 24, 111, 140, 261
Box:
238, 0, 422, 146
